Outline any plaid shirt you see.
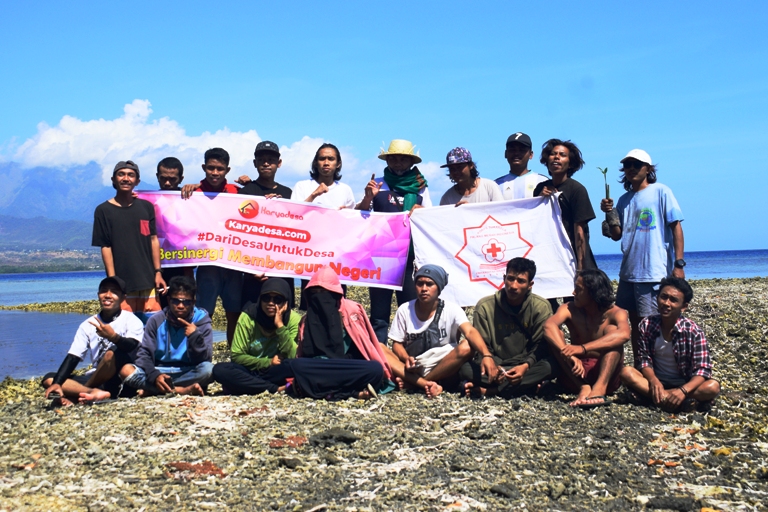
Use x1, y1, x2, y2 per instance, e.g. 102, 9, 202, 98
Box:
637, 314, 712, 379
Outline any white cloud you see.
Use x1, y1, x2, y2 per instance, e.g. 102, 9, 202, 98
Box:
7, 99, 450, 200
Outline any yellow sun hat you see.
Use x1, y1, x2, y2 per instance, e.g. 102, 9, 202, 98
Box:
378, 139, 422, 164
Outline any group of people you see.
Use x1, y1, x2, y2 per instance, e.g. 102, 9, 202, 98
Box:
42, 133, 721, 412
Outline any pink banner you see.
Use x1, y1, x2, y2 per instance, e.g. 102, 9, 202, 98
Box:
137, 191, 411, 289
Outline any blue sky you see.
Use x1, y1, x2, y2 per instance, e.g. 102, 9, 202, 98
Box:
1, 1, 766, 255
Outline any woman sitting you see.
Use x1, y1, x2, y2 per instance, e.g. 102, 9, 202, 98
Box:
288, 267, 394, 400
213, 278, 300, 394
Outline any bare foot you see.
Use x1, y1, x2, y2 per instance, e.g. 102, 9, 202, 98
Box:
394, 377, 405, 391
569, 384, 592, 407
136, 389, 146, 398
424, 381, 443, 399
175, 383, 205, 396
78, 389, 111, 404
463, 381, 487, 398
357, 384, 378, 400
53, 396, 75, 407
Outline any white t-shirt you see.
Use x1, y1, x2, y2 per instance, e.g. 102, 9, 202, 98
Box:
388, 300, 469, 357
68, 310, 145, 373
292, 179, 356, 209
439, 178, 504, 205
495, 171, 548, 200
652, 333, 680, 381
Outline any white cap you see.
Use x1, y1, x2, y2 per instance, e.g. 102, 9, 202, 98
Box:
621, 149, 652, 165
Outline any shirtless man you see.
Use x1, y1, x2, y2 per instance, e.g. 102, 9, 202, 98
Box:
544, 269, 629, 408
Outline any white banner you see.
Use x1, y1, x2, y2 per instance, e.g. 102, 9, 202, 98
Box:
410, 196, 576, 306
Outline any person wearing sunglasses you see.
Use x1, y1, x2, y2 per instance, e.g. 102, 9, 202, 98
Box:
122, 276, 214, 396
600, 149, 685, 363
212, 278, 301, 395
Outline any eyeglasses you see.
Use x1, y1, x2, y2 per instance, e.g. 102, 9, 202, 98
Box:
260, 294, 286, 305
170, 298, 194, 306
622, 160, 645, 170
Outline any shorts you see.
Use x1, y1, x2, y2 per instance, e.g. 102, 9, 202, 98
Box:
657, 374, 687, 389
196, 266, 243, 315
616, 280, 659, 317
413, 344, 456, 376
122, 288, 161, 324
561, 356, 622, 395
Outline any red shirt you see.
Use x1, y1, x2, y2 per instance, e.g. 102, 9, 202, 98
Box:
197, 179, 239, 194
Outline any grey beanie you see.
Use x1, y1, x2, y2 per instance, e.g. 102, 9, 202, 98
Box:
414, 264, 448, 293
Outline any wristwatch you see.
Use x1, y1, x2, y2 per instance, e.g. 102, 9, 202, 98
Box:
674, 259, 686, 269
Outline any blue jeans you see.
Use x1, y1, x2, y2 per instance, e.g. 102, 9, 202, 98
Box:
124, 361, 214, 393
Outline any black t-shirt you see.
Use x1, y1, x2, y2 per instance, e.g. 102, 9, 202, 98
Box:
533, 178, 597, 270
92, 199, 157, 292
371, 188, 425, 213
239, 180, 292, 199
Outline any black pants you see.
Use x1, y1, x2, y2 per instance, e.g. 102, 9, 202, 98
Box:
459, 357, 555, 398
212, 362, 290, 395
288, 358, 383, 400
369, 257, 416, 344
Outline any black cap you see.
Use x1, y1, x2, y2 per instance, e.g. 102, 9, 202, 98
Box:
99, 276, 127, 294
254, 141, 280, 157
112, 160, 140, 178
506, 132, 532, 148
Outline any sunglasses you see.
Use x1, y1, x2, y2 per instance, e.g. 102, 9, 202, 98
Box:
260, 294, 286, 306
170, 298, 194, 306
622, 160, 645, 170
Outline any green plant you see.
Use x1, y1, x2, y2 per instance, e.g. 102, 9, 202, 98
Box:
597, 167, 609, 199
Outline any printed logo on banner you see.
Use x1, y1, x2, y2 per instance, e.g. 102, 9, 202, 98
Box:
239, 199, 259, 219
455, 215, 533, 289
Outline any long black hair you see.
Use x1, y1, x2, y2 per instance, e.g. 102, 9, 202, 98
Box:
310, 143, 343, 181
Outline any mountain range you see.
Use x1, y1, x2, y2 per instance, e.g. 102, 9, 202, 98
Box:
0, 161, 113, 223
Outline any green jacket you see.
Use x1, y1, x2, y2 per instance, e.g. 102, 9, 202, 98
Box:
230, 310, 301, 371
473, 290, 552, 368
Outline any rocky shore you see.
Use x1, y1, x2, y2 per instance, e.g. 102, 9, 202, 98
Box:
1, 278, 767, 511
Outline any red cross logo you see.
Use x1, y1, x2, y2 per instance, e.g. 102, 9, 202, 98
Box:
482, 238, 506, 263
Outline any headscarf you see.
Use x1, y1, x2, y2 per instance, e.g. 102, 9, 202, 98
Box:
244, 278, 292, 331
383, 166, 428, 212
301, 268, 345, 359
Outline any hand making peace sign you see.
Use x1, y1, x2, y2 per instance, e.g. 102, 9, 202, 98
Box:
89, 316, 117, 342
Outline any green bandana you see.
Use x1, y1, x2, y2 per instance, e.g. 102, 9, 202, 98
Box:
383, 166, 428, 211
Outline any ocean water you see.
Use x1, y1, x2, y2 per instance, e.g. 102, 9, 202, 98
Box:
1, 250, 766, 380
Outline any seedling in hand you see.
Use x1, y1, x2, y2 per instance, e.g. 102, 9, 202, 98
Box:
598, 167, 610, 199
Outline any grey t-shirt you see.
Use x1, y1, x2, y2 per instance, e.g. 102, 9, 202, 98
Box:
440, 178, 504, 206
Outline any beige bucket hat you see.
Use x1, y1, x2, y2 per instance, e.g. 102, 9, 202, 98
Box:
378, 139, 422, 164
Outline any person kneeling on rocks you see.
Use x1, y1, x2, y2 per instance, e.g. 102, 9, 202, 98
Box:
42, 276, 144, 405
122, 276, 214, 397
620, 277, 720, 412
213, 278, 301, 395
459, 257, 554, 398
290, 267, 395, 400
544, 270, 629, 408
385, 264, 487, 398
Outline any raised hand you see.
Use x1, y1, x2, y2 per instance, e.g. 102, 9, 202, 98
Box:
273, 301, 288, 329
89, 316, 117, 342
235, 175, 252, 185
176, 317, 197, 337
364, 174, 382, 200
309, 183, 329, 201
